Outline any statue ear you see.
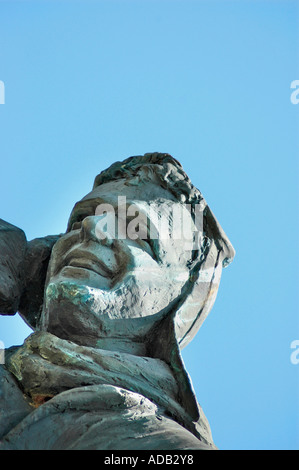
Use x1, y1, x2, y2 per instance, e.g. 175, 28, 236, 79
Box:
18, 235, 61, 330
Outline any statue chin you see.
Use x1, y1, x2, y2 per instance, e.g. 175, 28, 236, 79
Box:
39, 277, 174, 352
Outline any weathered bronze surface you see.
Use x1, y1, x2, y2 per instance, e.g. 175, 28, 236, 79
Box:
0, 153, 234, 450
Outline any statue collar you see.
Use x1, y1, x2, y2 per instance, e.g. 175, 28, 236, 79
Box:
6, 330, 203, 440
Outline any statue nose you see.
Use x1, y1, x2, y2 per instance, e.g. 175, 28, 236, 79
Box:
79, 216, 114, 246
79, 216, 98, 243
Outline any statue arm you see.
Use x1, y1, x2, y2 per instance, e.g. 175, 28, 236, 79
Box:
18, 234, 61, 329
0, 218, 60, 329
0, 219, 27, 315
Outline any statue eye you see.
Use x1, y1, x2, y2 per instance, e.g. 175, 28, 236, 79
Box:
70, 213, 91, 231
71, 221, 83, 231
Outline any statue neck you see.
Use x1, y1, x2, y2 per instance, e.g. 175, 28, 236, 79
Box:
93, 336, 147, 356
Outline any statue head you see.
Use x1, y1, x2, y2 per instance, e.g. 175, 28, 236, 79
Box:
39, 153, 234, 354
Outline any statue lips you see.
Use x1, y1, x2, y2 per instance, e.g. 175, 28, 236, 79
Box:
60, 248, 114, 279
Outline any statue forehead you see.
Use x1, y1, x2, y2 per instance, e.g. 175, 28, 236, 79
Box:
67, 178, 186, 237
80, 178, 178, 205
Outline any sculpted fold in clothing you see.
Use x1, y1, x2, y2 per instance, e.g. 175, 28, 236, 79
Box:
0, 153, 234, 450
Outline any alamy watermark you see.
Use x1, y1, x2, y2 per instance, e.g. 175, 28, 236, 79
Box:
289, 83, 298, 362
0, 341, 4, 364
290, 80, 299, 104
290, 340, 299, 365
0, 81, 4, 104
92, 197, 204, 250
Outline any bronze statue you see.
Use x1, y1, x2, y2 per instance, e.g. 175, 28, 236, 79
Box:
0, 153, 234, 450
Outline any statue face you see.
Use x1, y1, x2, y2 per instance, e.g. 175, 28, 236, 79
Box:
41, 178, 203, 348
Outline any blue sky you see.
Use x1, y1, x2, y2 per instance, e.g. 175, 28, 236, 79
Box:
0, 0, 298, 450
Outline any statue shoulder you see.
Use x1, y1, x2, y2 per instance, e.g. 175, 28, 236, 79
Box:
0, 219, 27, 315
0, 361, 32, 440
0, 217, 60, 328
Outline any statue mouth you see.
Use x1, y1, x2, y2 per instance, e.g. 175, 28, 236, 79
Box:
60, 249, 114, 278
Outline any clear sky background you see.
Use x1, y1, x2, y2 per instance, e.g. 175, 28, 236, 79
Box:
0, 0, 298, 450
